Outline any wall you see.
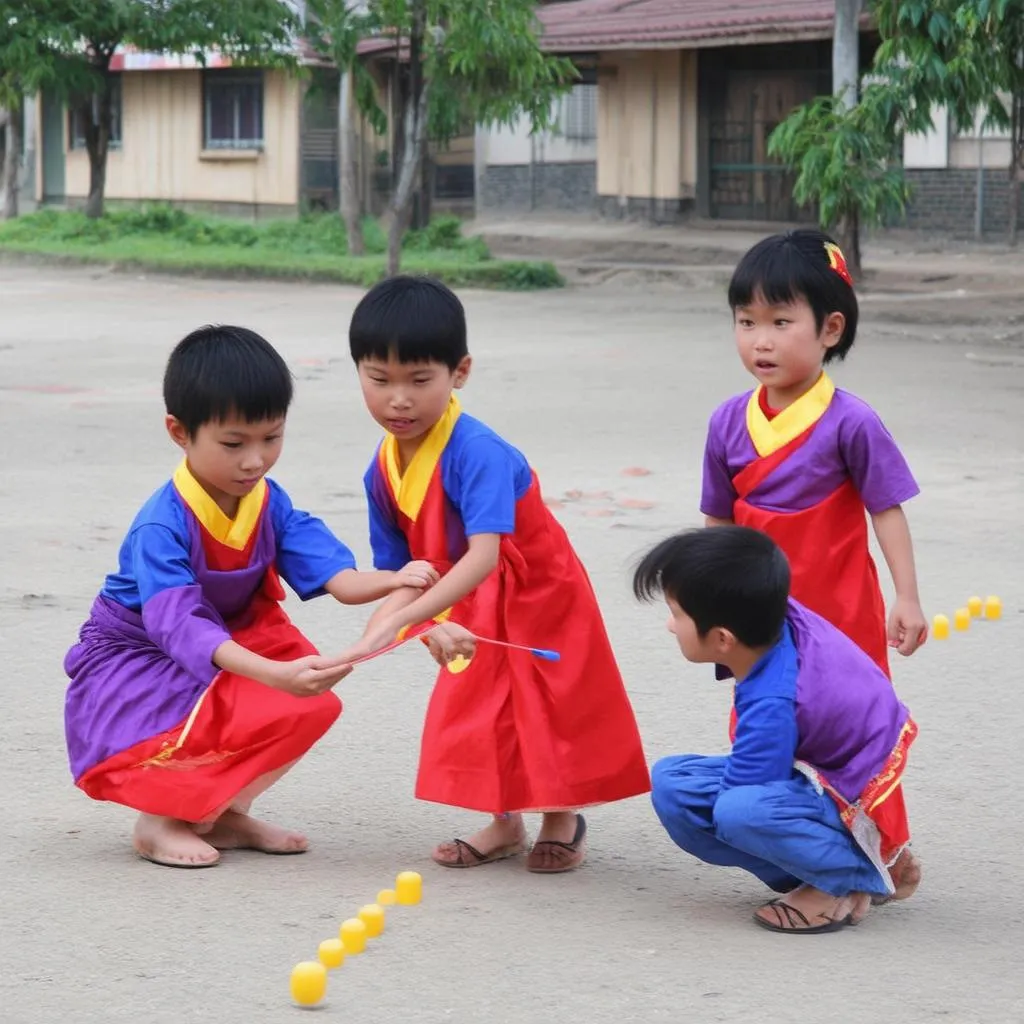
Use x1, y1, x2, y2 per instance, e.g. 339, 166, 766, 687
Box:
595, 50, 697, 222
63, 69, 300, 212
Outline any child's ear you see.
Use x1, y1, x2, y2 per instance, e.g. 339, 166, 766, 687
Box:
452, 355, 472, 389
165, 415, 190, 451
712, 626, 739, 657
823, 311, 845, 349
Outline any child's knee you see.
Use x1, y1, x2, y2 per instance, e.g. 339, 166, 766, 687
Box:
712, 785, 770, 844
650, 755, 705, 824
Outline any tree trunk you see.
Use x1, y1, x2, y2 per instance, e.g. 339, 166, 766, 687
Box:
1010, 91, 1022, 248
82, 72, 112, 219
832, 0, 861, 266
20, 93, 36, 213
1010, 168, 1020, 248
338, 69, 365, 255
1, 104, 18, 219
386, 0, 428, 276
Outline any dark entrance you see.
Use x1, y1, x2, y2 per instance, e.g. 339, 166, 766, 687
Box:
699, 43, 830, 222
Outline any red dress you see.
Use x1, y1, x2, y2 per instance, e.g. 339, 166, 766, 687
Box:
366, 401, 651, 814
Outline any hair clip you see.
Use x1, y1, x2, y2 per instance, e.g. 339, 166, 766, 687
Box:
824, 242, 853, 286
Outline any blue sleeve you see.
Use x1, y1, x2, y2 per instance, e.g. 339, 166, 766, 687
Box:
131, 524, 231, 684
268, 481, 357, 601
364, 465, 411, 571
722, 698, 799, 790
452, 438, 519, 536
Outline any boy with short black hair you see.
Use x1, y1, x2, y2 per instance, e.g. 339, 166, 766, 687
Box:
633, 526, 920, 933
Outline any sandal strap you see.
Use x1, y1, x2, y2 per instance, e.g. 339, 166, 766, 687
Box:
450, 838, 488, 865
531, 814, 586, 853
766, 899, 812, 929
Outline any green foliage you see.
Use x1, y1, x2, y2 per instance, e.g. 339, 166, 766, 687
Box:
0, 207, 562, 290
305, 0, 577, 147
768, 86, 914, 231
872, 0, 1024, 138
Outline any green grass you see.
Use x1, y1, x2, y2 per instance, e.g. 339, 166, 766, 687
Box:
0, 207, 563, 290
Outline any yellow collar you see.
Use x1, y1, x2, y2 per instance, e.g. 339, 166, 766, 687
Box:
745, 372, 835, 457
381, 395, 462, 521
172, 459, 266, 549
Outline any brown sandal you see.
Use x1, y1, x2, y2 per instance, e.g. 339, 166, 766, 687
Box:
526, 814, 587, 874
431, 836, 528, 868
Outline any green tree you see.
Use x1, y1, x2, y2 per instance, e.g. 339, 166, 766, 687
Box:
0, 1, 299, 219
308, 0, 576, 275
872, 0, 1024, 245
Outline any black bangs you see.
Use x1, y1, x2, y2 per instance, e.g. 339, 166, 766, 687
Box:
164, 325, 293, 435
727, 229, 859, 362
349, 275, 468, 370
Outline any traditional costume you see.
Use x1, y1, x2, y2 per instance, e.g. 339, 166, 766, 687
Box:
363, 396, 650, 814
651, 601, 916, 898
64, 462, 353, 822
701, 373, 919, 677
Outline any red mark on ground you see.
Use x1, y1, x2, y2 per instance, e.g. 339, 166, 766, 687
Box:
8, 384, 94, 394
544, 500, 566, 511
618, 499, 656, 510
583, 508, 616, 518
621, 467, 652, 477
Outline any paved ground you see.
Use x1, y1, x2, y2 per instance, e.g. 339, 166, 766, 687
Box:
1, 260, 1022, 1024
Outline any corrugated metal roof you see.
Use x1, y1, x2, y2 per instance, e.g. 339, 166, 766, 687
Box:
538, 0, 841, 51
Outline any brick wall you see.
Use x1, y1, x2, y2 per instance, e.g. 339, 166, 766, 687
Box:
903, 168, 1023, 237
479, 161, 596, 212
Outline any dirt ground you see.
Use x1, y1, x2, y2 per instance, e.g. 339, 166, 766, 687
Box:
1, 257, 1021, 1024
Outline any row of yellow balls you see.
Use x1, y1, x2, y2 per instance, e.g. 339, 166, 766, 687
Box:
290, 871, 423, 1007
932, 595, 1002, 639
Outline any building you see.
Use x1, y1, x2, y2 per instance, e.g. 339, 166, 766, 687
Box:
475, 0, 1020, 235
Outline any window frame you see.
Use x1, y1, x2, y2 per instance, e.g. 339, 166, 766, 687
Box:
203, 69, 265, 151
68, 73, 123, 151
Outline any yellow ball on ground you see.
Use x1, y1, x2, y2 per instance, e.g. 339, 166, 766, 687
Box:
376, 888, 397, 906
396, 870, 423, 905
967, 596, 983, 617
290, 961, 327, 1006
954, 607, 971, 631
317, 938, 345, 969
340, 917, 367, 954
359, 903, 386, 937
984, 595, 1002, 620
932, 614, 950, 640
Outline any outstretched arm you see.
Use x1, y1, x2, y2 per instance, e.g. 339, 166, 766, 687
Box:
345, 534, 500, 658
323, 562, 439, 606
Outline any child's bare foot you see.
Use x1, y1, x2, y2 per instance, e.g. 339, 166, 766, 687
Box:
133, 814, 220, 868
873, 848, 922, 905
754, 884, 869, 933
432, 814, 529, 867
527, 812, 587, 873
204, 809, 308, 855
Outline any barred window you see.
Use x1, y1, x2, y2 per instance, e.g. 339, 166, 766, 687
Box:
204, 70, 264, 149
69, 75, 123, 150
558, 83, 597, 142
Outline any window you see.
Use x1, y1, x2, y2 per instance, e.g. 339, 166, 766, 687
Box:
558, 83, 597, 143
69, 75, 122, 150
204, 70, 264, 150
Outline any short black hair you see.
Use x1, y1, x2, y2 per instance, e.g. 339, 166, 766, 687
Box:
633, 527, 790, 648
163, 325, 293, 436
728, 229, 858, 362
349, 275, 468, 370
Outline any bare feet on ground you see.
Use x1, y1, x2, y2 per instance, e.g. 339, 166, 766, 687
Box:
133, 814, 220, 868
203, 809, 308, 854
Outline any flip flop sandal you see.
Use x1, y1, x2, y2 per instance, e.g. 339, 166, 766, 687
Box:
526, 813, 587, 874
431, 837, 528, 868
753, 898, 854, 934
135, 850, 220, 869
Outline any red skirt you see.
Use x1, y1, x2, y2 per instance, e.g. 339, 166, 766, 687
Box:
76, 595, 341, 822
412, 478, 651, 813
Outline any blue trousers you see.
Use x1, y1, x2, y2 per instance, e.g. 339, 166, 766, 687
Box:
651, 754, 888, 897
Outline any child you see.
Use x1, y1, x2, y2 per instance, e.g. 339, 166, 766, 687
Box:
64, 325, 437, 869
342, 275, 650, 873
634, 526, 921, 934
701, 229, 926, 677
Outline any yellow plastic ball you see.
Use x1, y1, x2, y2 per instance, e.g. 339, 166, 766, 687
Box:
359, 903, 385, 938
317, 938, 345, 969
376, 888, 397, 906
290, 961, 327, 1006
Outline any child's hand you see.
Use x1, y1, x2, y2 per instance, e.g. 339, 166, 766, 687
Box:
888, 597, 928, 656
340, 616, 402, 663
392, 560, 440, 591
269, 654, 353, 696
425, 622, 477, 667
